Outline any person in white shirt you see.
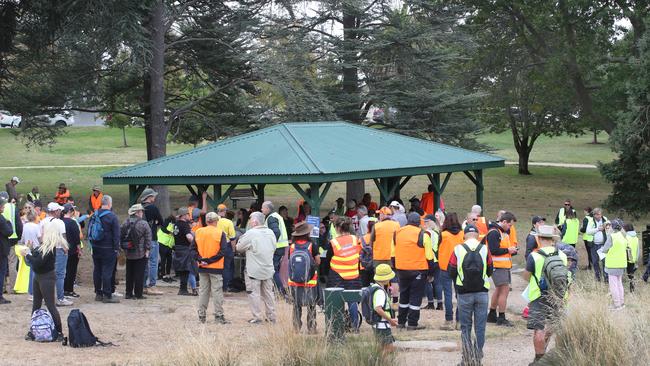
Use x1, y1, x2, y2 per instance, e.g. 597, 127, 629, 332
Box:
357, 205, 370, 236
41, 202, 71, 306
585, 208, 609, 282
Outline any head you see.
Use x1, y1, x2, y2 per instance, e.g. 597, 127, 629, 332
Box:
442, 212, 461, 231
583, 207, 592, 216
292, 221, 313, 242
497, 211, 516, 231
0, 198, 5, 214
377, 207, 392, 221
33, 201, 42, 214
423, 214, 438, 230
336, 197, 344, 208
374, 263, 395, 286
335, 216, 353, 235
10, 177, 19, 186
406, 212, 421, 227
177, 207, 190, 221
389, 201, 401, 214
610, 219, 624, 232
535, 225, 560, 247
249, 202, 260, 212
92, 186, 102, 197
319, 222, 327, 235
357, 205, 368, 218
623, 223, 634, 232
531, 216, 546, 231
139, 188, 158, 204
435, 210, 445, 226
471, 205, 482, 216
248, 211, 266, 227
466, 212, 478, 225
367, 219, 376, 234
63, 204, 75, 218
225, 210, 235, 221
362, 193, 372, 205
128, 204, 145, 218
302, 201, 311, 215
496, 210, 506, 221
217, 204, 227, 217
279, 205, 289, 218
409, 197, 420, 210
427, 184, 434, 193
101, 195, 113, 210
347, 200, 357, 210
328, 210, 338, 222
592, 207, 603, 221
26, 211, 37, 223
565, 209, 576, 219
563, 199, 572, 209
32, 186, 39, 194
261, 201, 274, 215
46, 202, 63, 217
464, 225, 480, 241
188, 196, 199, 209
58, 183, 67, 193
205, 212, 219, 226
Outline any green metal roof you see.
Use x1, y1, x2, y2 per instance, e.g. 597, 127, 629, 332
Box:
103, 122, 504, 185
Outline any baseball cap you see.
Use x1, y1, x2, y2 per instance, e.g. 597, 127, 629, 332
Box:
62, 203, 75, 213
464, 225, 479, 234
407, 212, 421, 225
47, 202, 64, 212
376, 207, 392, 216
0, 192, 8, 200
177, 207, 190, 216
423, 214, 436, 222
389, 201, 400, 207
217, 203, 227, 211
531, 216, 546, 226
128, 204, 145, 216
205, 212, 219, 222
11, 177, 19, 183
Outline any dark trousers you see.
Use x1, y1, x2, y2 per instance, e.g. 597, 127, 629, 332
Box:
222, 255, 234, 291
126, 257, 147, 298
293, 303, 317, 331
159, 245, 173, 277
397, 270, 426, 327
178, 271, 189, 291
32, 271, 62, 333
272, 247, 287, 296
584, 240, 593, 268
93, 248, 117, 298
0, 253, 7, 298
63, 252, 79, 293
590, 243, 608, 282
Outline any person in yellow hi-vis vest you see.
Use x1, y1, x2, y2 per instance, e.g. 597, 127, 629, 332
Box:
262, 201, 289, 300
13, 244, 30, 294
602, 219, 628, 310
559, 209, 580, 247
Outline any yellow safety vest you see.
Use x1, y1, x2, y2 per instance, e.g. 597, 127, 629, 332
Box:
528, 246, 568, 302
627, 235, 639, 264
454, 240, 490, 290
562, 218, 580, 245
557, 207, 566, 226
27, 192, 40, 202
157, 223, 175, 248
266, 212, 288, 248
605, 231, 628, 269
582, 216, 594, 241
2, 202, 17, 239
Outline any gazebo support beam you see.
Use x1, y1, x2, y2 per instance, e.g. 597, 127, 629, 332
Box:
463, 170, 484, 208
374, 177, 406, 205
210, 184, 237, 209
427, 172, 452, 213
250, 184, 266, 206
129, 185, 146, 205
292, 182, 332, 217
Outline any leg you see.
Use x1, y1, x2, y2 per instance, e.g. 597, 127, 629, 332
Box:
425, 282, 434, 304
248, 277, 262, 321
211, 274, 224, 319
407, 272, 425, 327
533, 330, 547, 358
197, 273, 211, 319
458, 293, 474, 364
188, 272, 197, 290
32, 273, 44, 314
222, 255, 234, 291
125, 259, 135, 297
92, 254, 102, 295
64, 252, 78, 293
292, 294, 303, 331
41, 272, 63, 333
497, 285, 510, 315
474, 292, 489, 360
179, 271, 189, 292
584, 240, 593, 269
111, 258, 117, 294
134, 258, 147, 298
102, 254, 117, 298
261, 279, 277, 322
306, 304, 317, 332
442, 270, 453, 321
397, 272, 412, 326
348, 301, 360, 330
590, 244, 602, 281
54, 249, 67, 301
272, 247, 287, 296
0, 254, 7, 300
147, 241, 159, 287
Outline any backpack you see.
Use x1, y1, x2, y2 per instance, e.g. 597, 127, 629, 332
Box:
534, 250, 569, 298
289, 243, 316, 284
460, 243, 485, 292
359, 235, 374, 270
87, 211, 110, 242
360, 285, 382, 325
68, 309, 104, 348
120, 221, 137, 251
30, 309, 56, 342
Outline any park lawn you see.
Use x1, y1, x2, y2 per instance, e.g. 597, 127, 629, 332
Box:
477, 131, 616, 165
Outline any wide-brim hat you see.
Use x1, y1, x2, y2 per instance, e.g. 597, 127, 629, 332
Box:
92, 185, 102, 192
139, 188, 158, 202
534, 225, 560, 239
374, 264, 395, 282
292, 221, 313, 237
128, 204, 145, 216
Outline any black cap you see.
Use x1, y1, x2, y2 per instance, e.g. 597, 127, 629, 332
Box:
62, 203, 75, 213
408, 195, 420, 203
532, 216, 546, 225
423, 214, 436, 222
407, 212, 421, 225
464, 225, 479, 234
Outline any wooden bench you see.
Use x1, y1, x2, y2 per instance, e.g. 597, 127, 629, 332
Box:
229, 188, 256, 208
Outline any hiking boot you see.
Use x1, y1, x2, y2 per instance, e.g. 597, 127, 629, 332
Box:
54, 332, 65, 342
56, 298, 73, 307
145, 287, 163, 296
25, 331, 34, 341
178, 289, 191, 296
102, 296, 120, 304
406, 325, 426, 331
496, 318, 514, 327
64, 291, 80, 298
125, 294, 134, 300
424, 302, 435, 310
0, 297, 11, 305
191, 289, 199, 296
487, 311, 497, 323
436, 303, 443, 311
440, 320, 454, 331
397, 323, 406, 329
215, 316, 230, 325
95, 294, 104, 302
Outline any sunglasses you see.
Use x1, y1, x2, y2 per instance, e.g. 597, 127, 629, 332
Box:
564, 203, 571, 206
470, 218, 478, 221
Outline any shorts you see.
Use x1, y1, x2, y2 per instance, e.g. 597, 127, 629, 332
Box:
492, 268, 511, 286
373, 327, 395, 345
527, 296, 560, 330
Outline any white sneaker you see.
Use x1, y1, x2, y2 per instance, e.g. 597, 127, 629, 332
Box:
56, 298, 73, 306
28, 296, 33, 301
112, 292, 123, 297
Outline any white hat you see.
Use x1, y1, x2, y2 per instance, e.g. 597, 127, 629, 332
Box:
47, 202, 64, 212
11, 177, 19, 183
389, 201, 400, 207
534, 225, 560, 239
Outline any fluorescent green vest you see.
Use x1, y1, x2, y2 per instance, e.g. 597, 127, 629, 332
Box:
266, 212, 288, 249
605, 231, 628, 269
557, 207, 566, 226
454, 240, 490, 290
627, 235, 639, 264
2, 202, 17, 239
27, 192, 40, 202
562, 218, 580, 245
157, 223, 175, 248
528, 246, 568, 302
582, 216, 594, 241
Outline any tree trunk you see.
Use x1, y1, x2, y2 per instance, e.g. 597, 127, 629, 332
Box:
346, 180, 365, 204
592, 129, 598, 144
518, 147, 532, 175
121, 127, 128, 147
146, 0, 170, 216
341, 6, 360, 123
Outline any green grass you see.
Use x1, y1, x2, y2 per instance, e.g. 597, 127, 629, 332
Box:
477, 131, 616, 165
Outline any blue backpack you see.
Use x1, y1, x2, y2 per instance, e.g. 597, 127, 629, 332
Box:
30, 309, 56, 342
87, 210, 110, 242
289, 243, 316, 283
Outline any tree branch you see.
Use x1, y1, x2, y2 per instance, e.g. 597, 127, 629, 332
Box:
46, 107, 144, 118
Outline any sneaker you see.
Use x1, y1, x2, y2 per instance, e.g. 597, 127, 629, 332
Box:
436, 303, 443, 311
112, 291, 123, 297
64, 291, 80, 298
95, 294, 104, 302
25, 331, 34, 341
102, 296, 120, 304
54, 332, 64, 342
125, 294, 134, 300
496, 318, 514, 327
56, 298, 73, 307
191, 289, 199, 296
178, 289, 191, 296
406, 325, 426, 331
28, 296, 33, 301
162, 277, 173, 283
145, 287, 163, 295
439, 320, 454, 331
215, 316, 230, 325
424, 302, 435, 310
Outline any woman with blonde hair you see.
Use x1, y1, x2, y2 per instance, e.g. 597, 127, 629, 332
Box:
22, 224, 67, 341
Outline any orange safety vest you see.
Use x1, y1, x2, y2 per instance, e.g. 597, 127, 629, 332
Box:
55, 190, 70, 204
90, 193, 103, 211
509, 224, 518, 246
487, 228, 512, 269
195, 226, 225, 270
370, 220, 401, 261
288, 241, 318, 288
330, 235, 361, 280
476, 217, 488, 239
439, 230, 464, 271
394, 225, 428, 271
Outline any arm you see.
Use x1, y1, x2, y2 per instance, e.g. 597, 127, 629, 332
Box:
266, 216, 281, 240
525, 235, 537, 260
235, 232, 252, 253
448, 251, 458, 282
111, 215, 120, 251
161, 217, 173, 234
559, 224, 567, 237
586, 222, 599, 235
0, 216, 13, 238
487, 230, 508, 256
14, 208, 23, 240
602, 235, 613, 253
143, 223, 152, 252
423, 233, 437, 275
486, 250, 494, 277
200, 191, 208, 215
580, 217, 588, 233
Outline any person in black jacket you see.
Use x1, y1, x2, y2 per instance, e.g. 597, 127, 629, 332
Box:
62, 204, 81, 298
91, 195, 121, 303
22, 224, 66, 341
0, 198, 14, 304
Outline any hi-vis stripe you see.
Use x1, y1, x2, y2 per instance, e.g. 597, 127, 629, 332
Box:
492, 257, 512, 262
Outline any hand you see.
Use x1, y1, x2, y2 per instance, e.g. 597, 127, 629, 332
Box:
508, 246, 518, 254
20, 248, 29, 257
200, 261, 208, 266
389, 318, 398, 327
145, 250, 150, 258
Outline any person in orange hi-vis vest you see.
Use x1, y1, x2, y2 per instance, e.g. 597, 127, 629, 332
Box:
485, 211, 518, 327
470, 205, 489, 239
88, 185, 103, 212
438, 212, 465, 329
54, 183, 70, 205
420, 184, 446, 215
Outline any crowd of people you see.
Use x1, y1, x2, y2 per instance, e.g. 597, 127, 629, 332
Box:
0, 175, 645, 366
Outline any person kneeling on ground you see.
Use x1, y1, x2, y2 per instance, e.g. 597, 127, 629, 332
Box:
524, 225, 571, 365
372, 264, 397, 353
236, 211, 277, 324
23, 225, 66, 341
192, 212, 229, 324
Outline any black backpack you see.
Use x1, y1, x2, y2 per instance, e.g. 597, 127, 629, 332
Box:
460, 243, 485, 292
67, 309, 113, 348
361, 285, 382, 325
120, 221, 137, 251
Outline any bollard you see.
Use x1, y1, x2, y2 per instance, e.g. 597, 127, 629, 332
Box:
642, 225, 650, 266
323, 287, 345, 343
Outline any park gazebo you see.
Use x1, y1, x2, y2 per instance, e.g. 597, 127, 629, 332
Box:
102, 121, 504, 213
